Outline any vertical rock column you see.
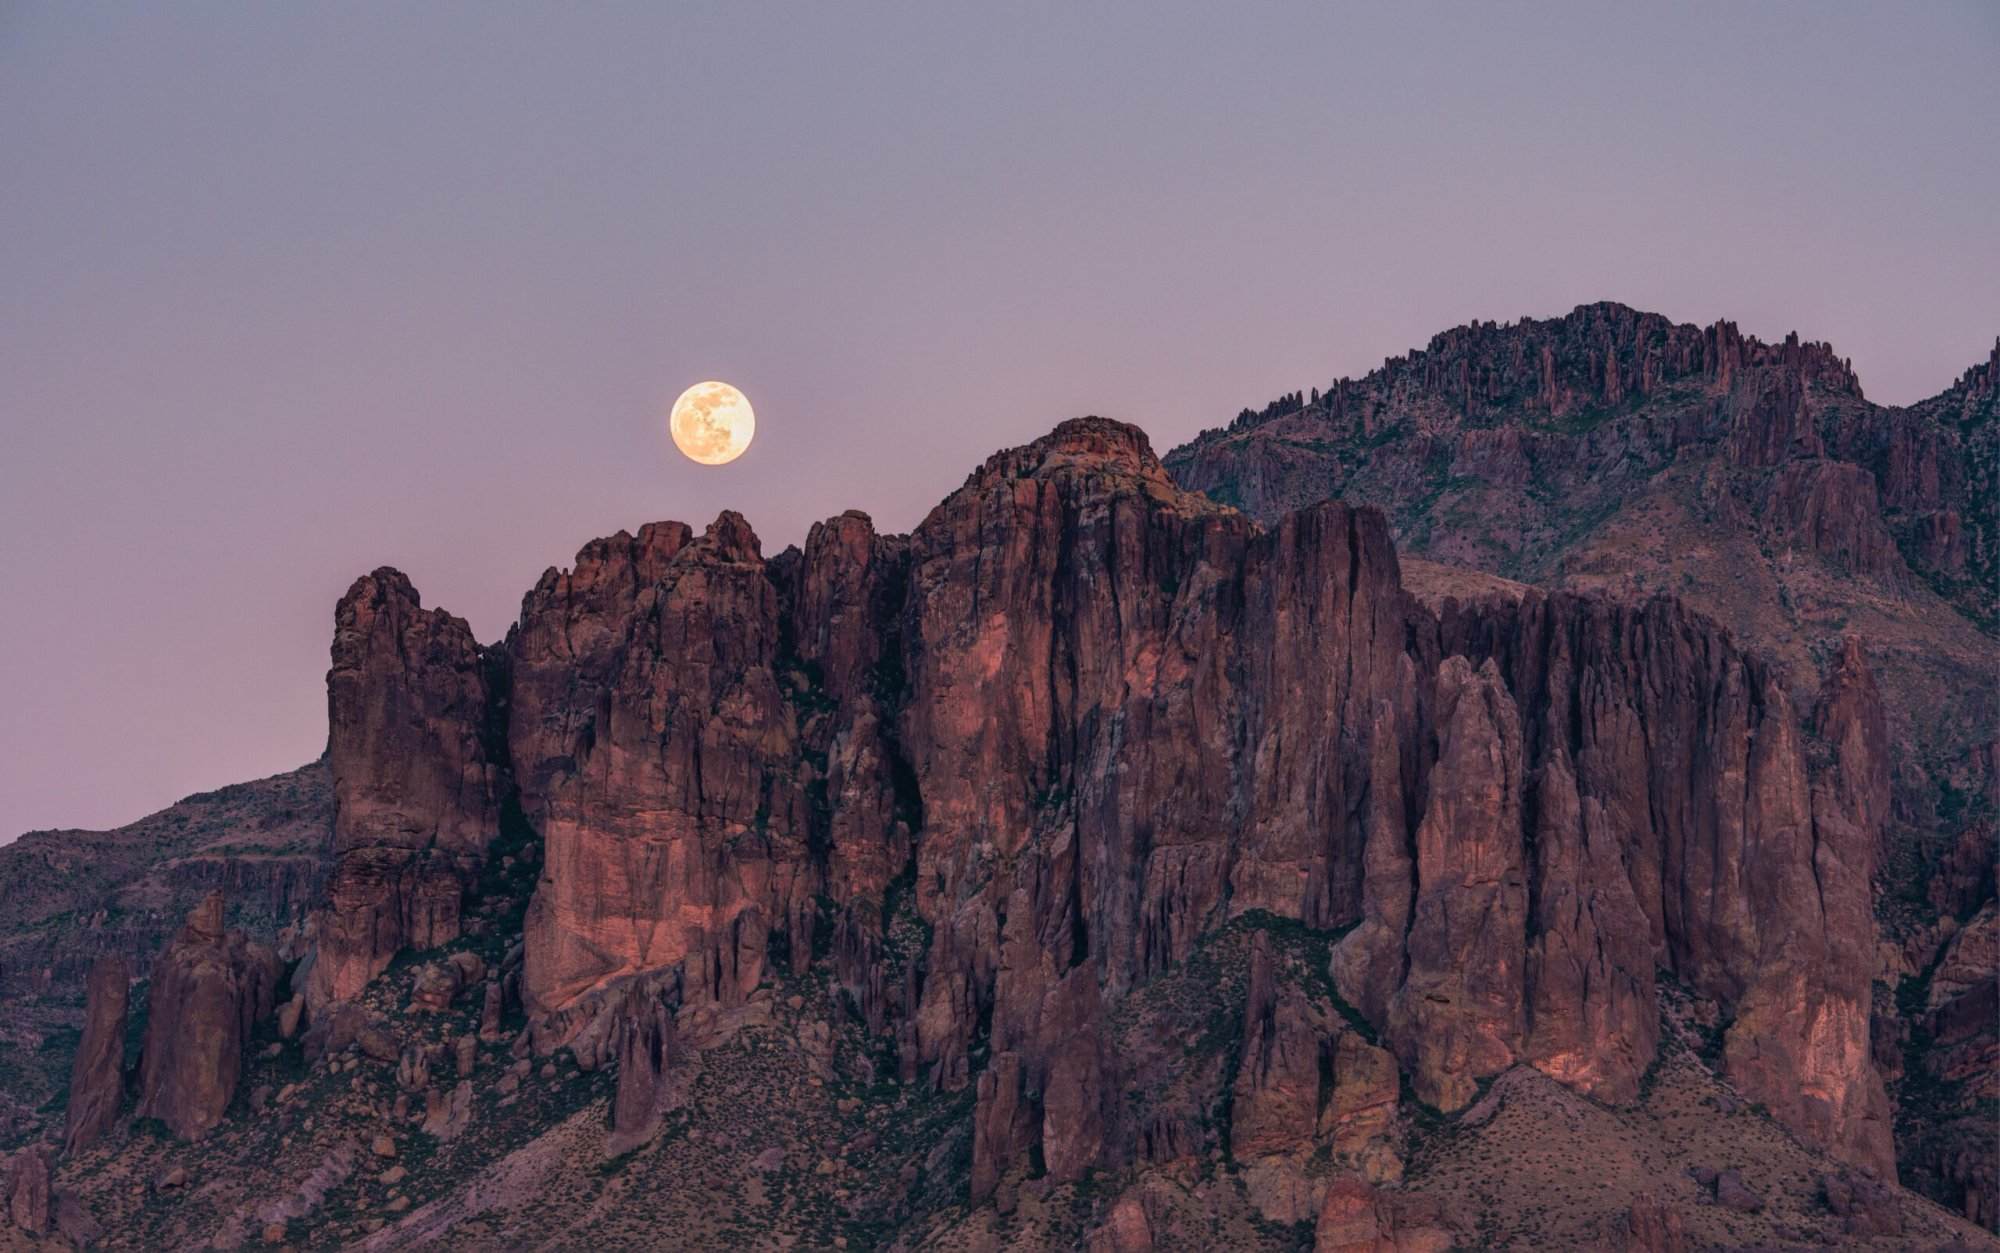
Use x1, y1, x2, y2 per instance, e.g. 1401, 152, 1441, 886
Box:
1386, 656, 1527, 1110
62, 954, 129, 1154
307, 569, 505, 1011
136, 892, 280, 1140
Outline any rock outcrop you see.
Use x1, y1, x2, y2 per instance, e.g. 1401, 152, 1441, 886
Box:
135, 892, 280, 1140
1231, 934, 1329, 1158
6, 1144, 51, 1234
1432, 591, 1893, 1171
62, 954, 128, 1155
1166, 310, 1997, 1219
519, 512, 807, 1016
607, 978, 683, 1155
468, 419, 1897, 1190
1313, 1174, 1456, 1252
1384, 656, 1525, 1110
307, 570, 506, 1011
1616, 1195, 1688, 1253
241, 412, 1911, 1216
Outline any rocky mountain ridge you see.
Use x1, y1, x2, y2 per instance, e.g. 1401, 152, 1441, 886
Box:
1166, 306, 1996, 776
2, 311, 1993, 1249
1165, 302, 1999, 1231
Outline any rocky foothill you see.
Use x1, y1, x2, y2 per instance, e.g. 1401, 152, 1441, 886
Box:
3, 305, 1994, 1250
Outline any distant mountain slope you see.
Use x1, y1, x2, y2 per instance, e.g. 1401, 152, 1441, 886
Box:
1168, 304, 1997, 801
0, 761, 329, 998
0, 762, 328, 1147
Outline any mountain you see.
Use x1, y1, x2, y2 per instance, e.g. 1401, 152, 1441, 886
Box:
0, 765, 327, 1152
1167, 304, 1996, 779
2, 344, 1994, 1248
1165, 303, 1999, 1230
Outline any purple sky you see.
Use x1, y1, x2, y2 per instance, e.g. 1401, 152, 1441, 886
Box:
4, 4, 1996, 840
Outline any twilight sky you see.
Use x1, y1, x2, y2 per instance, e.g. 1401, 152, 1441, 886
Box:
3, 4, 1996, 839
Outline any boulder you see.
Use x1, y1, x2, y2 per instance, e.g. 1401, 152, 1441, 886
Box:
421, 1081, 473, 1141
301, 1003, 398, 1066
276, 994, 305, 1040
1314, 1174, 1456, 1252
1712, 1168, 1762, 1213
1087, 1190, 1154, 1253
1822, 1169, 1903, 1237
396, 1043, 432, 1093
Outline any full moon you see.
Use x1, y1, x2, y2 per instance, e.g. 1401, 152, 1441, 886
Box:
669, 380, 755, 466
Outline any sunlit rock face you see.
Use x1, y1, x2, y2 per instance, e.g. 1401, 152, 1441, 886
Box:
518, 509, 808, 1015
309, 413, 1896, 1184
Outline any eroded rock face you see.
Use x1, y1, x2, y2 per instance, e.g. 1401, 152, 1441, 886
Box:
519, 512, 809, 1016
1814, 637, 1893, 853
1232, 934, 1328, 1158
907, 419, 1416, 1168
1432, 591, 1894, 1172
1230, 935, 1403, 1219
1386, 656, 1525, 1110
308, 570, 505, 1011
506, 522, 693, 820
1320, 1032, 1401, 1176
63, 953, 128, 1155
135, 892, 280, 1140
306, 415, 1901, 1196
1087, 1191, 1154, 1253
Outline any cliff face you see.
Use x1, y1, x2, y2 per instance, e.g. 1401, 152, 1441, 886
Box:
1430, 592, 1891, 1168
297, 418, 1897, 1186
306, 570, 507, 1010
22, 396, 1994, 1247
1163, 308, 1998, 1223
1164, 307, 1996, 774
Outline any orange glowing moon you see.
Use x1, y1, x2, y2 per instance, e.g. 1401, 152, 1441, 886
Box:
669, 380, 755, 466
